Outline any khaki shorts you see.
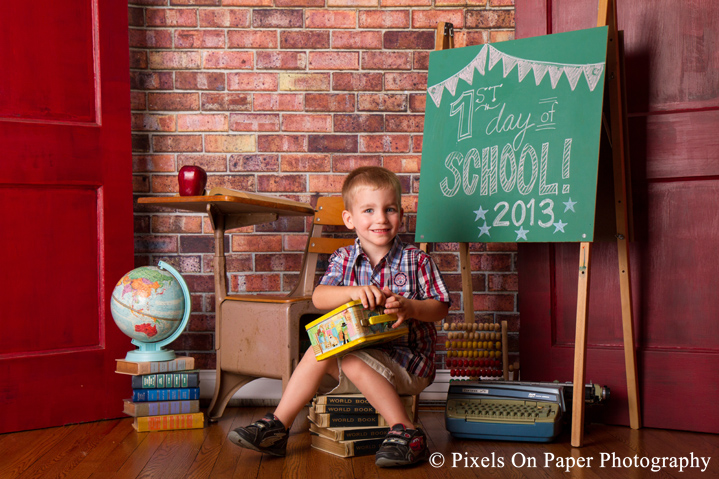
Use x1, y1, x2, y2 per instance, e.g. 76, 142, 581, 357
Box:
317, 348, 431, 396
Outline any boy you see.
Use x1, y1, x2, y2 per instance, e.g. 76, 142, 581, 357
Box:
229, 166, 450, 467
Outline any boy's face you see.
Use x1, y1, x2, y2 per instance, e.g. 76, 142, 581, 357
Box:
342, 186, 402, 258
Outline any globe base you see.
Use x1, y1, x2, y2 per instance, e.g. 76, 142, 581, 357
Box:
125, 348, 176, 362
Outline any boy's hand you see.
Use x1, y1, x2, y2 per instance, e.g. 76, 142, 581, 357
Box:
381, 287, 414, 328
350, 285, 386, 310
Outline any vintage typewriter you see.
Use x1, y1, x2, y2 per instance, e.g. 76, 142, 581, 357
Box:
445, 381, 607, 442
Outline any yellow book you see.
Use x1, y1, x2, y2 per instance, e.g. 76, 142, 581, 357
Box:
132, 412, 205, 432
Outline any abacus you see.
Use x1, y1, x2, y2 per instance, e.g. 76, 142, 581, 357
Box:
443, 320, 508, 380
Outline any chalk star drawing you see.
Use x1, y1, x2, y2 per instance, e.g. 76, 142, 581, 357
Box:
515, 226, 529, 241
478, 222, 491, 238
473, 205, 489, 222
563, 198, 577, 212
553, 219, 567, 233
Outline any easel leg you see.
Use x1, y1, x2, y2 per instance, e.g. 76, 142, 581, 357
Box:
459, 242, 474, 323
618, 237, 641, 429
571, 242, 591, 447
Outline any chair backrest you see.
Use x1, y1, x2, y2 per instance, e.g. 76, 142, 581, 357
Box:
291, 196, 355, 297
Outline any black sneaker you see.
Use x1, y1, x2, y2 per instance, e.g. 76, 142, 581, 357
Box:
375, 424, 430, 467
228, 413, 288, 457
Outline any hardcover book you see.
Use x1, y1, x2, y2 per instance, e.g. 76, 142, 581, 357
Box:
115, 357, 195, 375
123, 399, 200, 417
130, 371, 200, 389
132, 412, 205, 432
309, 407, 390, 428
310, 433, 384, 458
309, 421, 390, 442
131, 387, 200, 402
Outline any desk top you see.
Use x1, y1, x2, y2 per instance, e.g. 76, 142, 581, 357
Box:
138, 191, 316, 217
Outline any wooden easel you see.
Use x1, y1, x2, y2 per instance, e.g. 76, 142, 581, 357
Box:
571, 0, 641, 447
432, 22, 510, 381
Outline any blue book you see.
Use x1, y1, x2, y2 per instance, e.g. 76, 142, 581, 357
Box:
131, 387, 201, 402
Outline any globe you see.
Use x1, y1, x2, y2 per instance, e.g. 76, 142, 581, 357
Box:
111, 261, 190, 361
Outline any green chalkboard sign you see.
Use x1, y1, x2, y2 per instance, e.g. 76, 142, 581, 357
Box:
416, 27, 608, 243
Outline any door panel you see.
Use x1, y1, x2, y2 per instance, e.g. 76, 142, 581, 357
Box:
516, 0, 719, 433
0, 0, 133, 433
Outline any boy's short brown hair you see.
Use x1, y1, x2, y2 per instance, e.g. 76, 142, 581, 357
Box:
342, 166, 402, 210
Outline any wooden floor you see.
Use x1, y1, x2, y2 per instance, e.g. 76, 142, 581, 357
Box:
1, 407, 717, 479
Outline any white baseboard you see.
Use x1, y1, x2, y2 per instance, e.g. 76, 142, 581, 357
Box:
199, 369, 451, 406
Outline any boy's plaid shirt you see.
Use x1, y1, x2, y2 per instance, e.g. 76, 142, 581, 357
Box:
318, 237, 450, 378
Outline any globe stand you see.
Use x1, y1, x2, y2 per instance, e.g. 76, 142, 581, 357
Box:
124, 261, 191, 362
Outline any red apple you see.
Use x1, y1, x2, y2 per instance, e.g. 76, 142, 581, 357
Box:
178, 165, 207, 196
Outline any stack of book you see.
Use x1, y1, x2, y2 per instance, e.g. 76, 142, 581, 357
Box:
308, 393, 417, 458
116, 356, 204, 432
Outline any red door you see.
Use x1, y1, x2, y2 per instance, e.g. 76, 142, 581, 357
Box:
0, 0, 133, 433
516, 0, 719, 433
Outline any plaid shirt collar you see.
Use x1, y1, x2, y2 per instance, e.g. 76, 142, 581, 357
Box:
349, 236, 404, 273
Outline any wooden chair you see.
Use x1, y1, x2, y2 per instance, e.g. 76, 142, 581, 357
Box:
207, 196, 354, 420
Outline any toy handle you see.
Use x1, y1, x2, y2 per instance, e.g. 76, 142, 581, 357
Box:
368, 313, 398, 325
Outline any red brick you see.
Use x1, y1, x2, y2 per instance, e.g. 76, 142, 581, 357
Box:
284, 233, 310, 251
305, 93, 355, 112
383, 31, 435, 49
490, 30, 515, 43
178, 154, 228, 171
258, 135, 308, 152
202, 93, 252, 111
454, 30, 488, 48
308, 135, 358, 153
148, 92, 199, 111
199, 8, 251, 27
308, 174, 345, 192
130, 51, 148, 69
257, 51, 307, 70
332, 155, 382, 172
153, 135, 203, 152
305, 10, 356, 29
383, 155, 421, 173
381, 0, 430, 6
175, 29, 225, 48
206, 174, 255, 191
361, 51, 411, 70
131, 72, 173, 90
409, 93, 426, 112
332, 72, 382, 91
358, 134, 410, 153
175, 72, 225, 90
328, 0, 377, 6
280, 31, 330, 49
466, 9, 515, 28
488, 273, 518, 291
134, 235, 177, 253
223, 0, 271, 4
279, 73, 331, 91
253, 93, 303, 111
132, 134, 150, 152
308, 52, 359, 70
412, 9, 464, 28
132, 113, 176, 131
151, 215, 203, 234
385, 72, 427, 90
133, 174, 150, 192
490, 0, 513, 5
228, 72, 278, 91
334, 114, 384, 132
281, 154, 331, 172
133, 154, 175, 172
414, 51, 430, 70
229, 113, 281, 132
281, 114, 332, 132
129, 28, 173, 48
253, 9, 303, 28
275, 0, 324, 5
255, 253, 304, 271
146, 8, 198, 26
204, 135, 256, 152
473, 293, 515, 312
203, 51, 253, 69
332, 31, 382, 50
436, 0, 486, 4
128, 7, 144, 27
257, 174, 307, 192
386, 114, 424, 132
228, 30, 278, 48
412, 135, 422, 152
232, 234, 283, 252
229, 154, 279, 172
358, 10, 409, 28
148, 51, 201, 70
131, 92, 147, 110
177, 114, 228, 131
471, 253, 513, 271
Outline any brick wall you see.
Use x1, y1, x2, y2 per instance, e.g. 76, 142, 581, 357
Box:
130, 0, 518, 371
